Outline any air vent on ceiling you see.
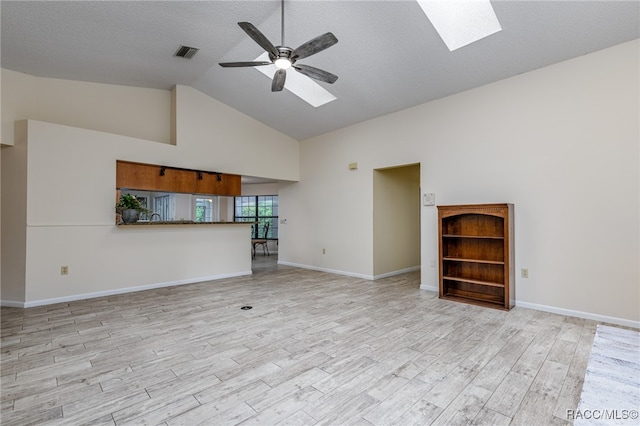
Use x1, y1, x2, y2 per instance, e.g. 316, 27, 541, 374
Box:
174, 45, 199, 59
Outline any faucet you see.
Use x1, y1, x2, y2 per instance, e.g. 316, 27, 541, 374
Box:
150, 213, 161, 221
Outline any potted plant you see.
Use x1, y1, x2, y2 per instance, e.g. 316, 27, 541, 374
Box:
116, 193, 150, 223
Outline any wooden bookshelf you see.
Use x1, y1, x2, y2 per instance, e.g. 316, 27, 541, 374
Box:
438, 203, 515, 310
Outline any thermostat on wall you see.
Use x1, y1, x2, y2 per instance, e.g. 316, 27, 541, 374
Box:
423, 193, 436, 206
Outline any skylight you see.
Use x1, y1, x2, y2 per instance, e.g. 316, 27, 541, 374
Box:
254, 53, 337, 108
416, 0, 502, 51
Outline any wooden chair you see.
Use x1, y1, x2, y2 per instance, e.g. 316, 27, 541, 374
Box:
252, 222, 270, 258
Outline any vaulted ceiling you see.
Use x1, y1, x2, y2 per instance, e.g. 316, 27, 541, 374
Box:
2, 1, 639, 140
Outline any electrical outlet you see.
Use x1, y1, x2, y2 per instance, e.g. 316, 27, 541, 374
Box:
61, 266, 69, 275
521, 268, 528, 278
322, 248, 326, 255
430, 259, 436, 268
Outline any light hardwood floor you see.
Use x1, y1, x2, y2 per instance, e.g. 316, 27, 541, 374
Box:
2, 258, 598, 425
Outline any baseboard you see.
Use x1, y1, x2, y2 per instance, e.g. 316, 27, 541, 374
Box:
419, 284, 439, 292
1, 270, 253, 308
277, 263, 639, 327
412, 289, 638, 328
373, 266, 421, 280
515, 300, 640, 329
277, 261, 374, 280
8, 267, 636, 329
415, 285, 638, 328
0, 300, 25, 308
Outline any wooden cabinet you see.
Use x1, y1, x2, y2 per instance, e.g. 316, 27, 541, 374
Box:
438, 203, 514, 310
116, 160, 241, 196
193, 171, 241, 196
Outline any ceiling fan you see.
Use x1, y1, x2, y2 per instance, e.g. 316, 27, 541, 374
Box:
219, 0, 338, 92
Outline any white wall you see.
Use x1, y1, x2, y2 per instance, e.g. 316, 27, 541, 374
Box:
242, 182, 280, 196
0, 147, 2, 298
1, 73, 299, 305
173, 193, 193, 221
5, 121, 254, 304
280, 40, 640, 324
0, 72, 300, 180
0, 80, 2, 291
220, 197, 234, 222
0, 122, 28, 302
1, 69, 172, 146
280, 133, 378, 278
1, 41, 637, 325
175, 86, 299, 181
25, 223, 250, 303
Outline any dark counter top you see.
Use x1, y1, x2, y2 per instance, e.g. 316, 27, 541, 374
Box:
117, 220, 252, 226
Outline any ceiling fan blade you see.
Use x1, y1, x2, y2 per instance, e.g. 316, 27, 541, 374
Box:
272, 69, 286, 92
238, 22, 279, 57
219, 61, 272, 67
291, 32, 338, 60
293, 64, 338, 84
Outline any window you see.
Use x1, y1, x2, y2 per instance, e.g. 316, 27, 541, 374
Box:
235, 195, 278, 239
194, 197, 218, 222
154, 195, 170, 221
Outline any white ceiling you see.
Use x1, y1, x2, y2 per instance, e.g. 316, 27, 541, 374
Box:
2, 1, 639, 141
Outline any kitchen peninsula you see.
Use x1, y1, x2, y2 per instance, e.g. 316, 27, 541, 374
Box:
116, 160, 243, 224
117, 220, 251, 226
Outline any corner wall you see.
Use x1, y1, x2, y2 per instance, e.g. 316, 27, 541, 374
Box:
280, 40, 640, 325
1, 122, 28, 303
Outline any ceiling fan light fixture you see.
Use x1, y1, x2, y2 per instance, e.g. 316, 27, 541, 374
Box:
255, 53, 336, 107
274, 58, 292, 69
417, 0, 502, 51
219, 0, 338, 96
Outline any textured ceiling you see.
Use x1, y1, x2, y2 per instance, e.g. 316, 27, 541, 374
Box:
2, 1, 639, 141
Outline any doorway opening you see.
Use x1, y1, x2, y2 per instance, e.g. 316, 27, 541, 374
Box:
373, 163, 421, 279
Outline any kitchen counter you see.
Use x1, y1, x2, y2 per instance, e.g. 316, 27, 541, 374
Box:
116, 221, 252, 226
